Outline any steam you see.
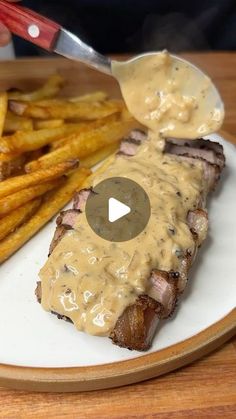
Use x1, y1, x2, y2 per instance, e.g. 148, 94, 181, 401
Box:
127, 7, 220, 52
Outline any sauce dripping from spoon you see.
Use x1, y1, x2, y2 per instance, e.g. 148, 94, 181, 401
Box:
112, 51, 224, 140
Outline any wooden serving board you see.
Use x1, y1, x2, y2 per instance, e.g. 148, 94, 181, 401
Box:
0, 58, 235, 393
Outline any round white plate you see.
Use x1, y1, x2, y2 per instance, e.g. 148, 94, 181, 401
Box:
0, 133, 235, 371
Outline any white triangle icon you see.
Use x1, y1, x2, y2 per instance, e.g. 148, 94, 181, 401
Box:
108, 197, 131, 223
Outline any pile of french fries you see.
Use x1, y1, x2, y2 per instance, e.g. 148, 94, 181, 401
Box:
0, 74, 140, 263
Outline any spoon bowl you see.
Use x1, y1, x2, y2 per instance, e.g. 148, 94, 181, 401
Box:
111, 52, 224, 138
117, 52, 224, 114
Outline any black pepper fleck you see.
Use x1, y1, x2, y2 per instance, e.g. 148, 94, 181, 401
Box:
65, 288, 71, 295
64, 264, 70, 272
170, 271, 180, 279
168, 226, 175, 235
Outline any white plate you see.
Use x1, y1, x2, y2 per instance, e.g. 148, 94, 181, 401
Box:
0, 133, 235, 368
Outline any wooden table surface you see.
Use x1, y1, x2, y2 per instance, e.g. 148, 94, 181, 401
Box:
0, 52, 236, 418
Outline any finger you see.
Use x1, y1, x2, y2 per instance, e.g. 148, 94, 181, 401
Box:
0, 22, 11, 46
0, 1, 21, 46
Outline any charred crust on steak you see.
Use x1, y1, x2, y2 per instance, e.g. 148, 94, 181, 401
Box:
165, 139, 225, 187
110, 295, 164, 351
190, 228, 199, 243
51, 311, 73, 323
56, 209, 81, 228
49, 208, 82, 256
118, 129, 147, 156
35, 281, 41, 304
73, 188, 94, 210
48, 225, 72, 256
126, 129, 147, 142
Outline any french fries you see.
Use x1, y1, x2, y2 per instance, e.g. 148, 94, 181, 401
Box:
4, 111, 33, 134
34, 119, 64, 130
25, 119, 139, 171
0, 74, 137, 262
28, 99, 66, 107
27, 91, 107, 106
50, 113, 120, 150
69, 91, 108, 103
7, 74, 64, 101
0, 92, 8, 137
0, 160, 78, 199
10, 99, 123, 120
26, 93, 107, 107
80, 142, 119, 169
0, 180, 63, 217
0, 199, 41, 241
0, 168, 90, 263
0, 123, 85, 153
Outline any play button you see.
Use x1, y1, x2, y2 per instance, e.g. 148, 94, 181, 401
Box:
108, 198, 130, 222
85, 177, 151, 242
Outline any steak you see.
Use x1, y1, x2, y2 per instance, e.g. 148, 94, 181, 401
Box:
36, 131, 225, 351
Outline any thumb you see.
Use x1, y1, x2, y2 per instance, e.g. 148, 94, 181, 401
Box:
0, 1, 21, 46
0, 22, 11, 47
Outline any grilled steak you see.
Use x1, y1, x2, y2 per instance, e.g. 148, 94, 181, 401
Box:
36, 131, 225, 351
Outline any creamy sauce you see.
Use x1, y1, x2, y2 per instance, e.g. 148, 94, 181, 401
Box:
40, 138, 205, 335
39, 51, 222, 336
112, 51, 223, 139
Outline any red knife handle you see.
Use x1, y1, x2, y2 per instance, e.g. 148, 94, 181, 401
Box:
0, 0, 61, 50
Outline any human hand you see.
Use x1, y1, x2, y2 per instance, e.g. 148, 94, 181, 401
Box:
0, 0, 20, 46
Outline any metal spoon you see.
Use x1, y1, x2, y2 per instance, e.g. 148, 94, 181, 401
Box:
0, 1, 224, 137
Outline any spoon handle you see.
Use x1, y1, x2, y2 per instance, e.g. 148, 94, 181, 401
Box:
0, 0, 112, 75
0, 1, 61, 50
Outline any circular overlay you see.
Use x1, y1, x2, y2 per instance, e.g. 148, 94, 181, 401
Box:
85, 177, 151, 242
